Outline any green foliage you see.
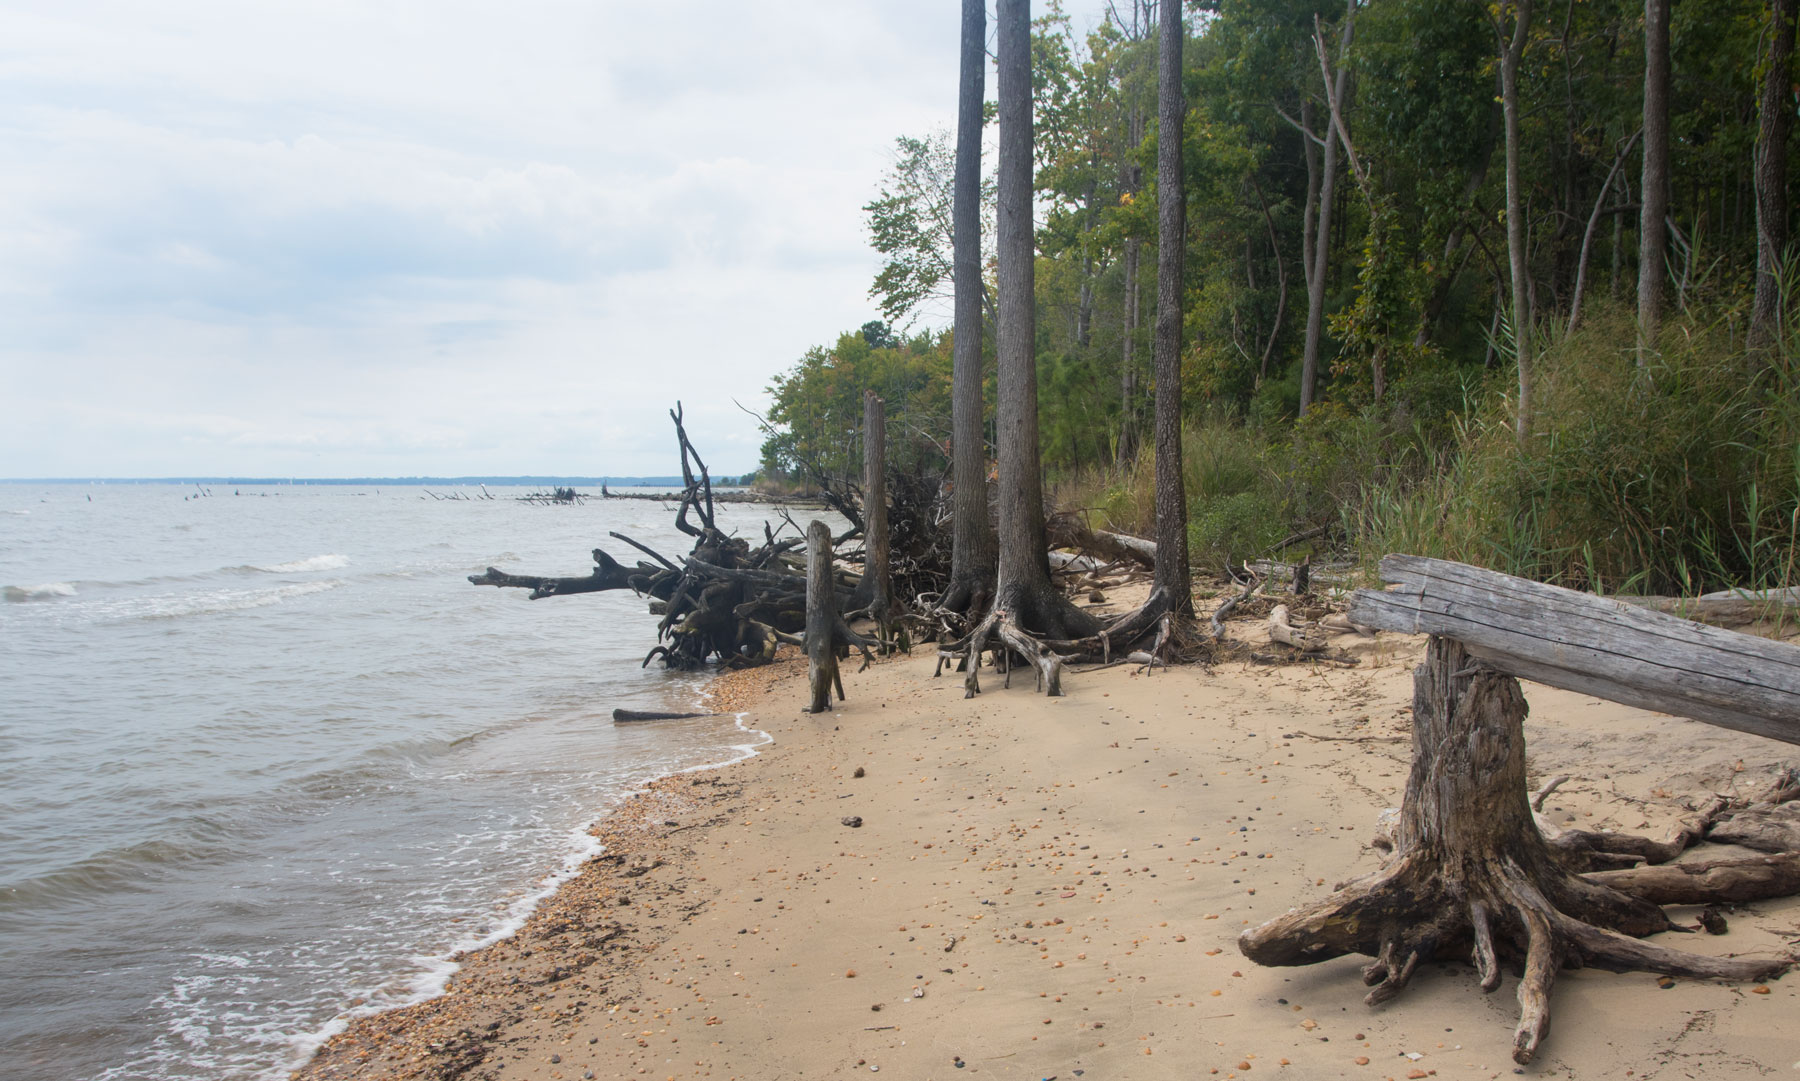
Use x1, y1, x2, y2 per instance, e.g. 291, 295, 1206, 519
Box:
863, 133, 992, 329
760, 328, 956, 487
1351, 304, 1800, 595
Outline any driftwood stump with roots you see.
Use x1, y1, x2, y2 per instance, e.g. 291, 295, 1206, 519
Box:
1240, 637, 1789, 1065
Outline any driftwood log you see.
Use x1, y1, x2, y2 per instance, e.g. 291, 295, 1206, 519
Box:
1349, 554, 1800, 746
1240, 637, 1790, 1065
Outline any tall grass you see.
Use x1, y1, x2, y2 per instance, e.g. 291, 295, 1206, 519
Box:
1353, 305, 1800, 594
1060, 300, 1800, 597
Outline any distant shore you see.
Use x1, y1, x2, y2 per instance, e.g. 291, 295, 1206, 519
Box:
291, 611, 1800, 1081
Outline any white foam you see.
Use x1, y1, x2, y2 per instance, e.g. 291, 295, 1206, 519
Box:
3, 581, 76, 601
255, 554, 351, 574
129, 580, 345, 620
283, 708, 772, 1076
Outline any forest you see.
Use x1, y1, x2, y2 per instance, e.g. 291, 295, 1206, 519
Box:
755, 0, 1800, 599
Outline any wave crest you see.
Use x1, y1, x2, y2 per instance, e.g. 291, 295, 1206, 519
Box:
3, 582, 76, 602
251, 554, 351, 574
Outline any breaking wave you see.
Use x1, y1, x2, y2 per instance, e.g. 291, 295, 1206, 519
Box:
3, 582, 77, 602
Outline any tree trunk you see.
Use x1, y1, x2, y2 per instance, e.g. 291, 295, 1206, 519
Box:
1568, 130, 1640, 337
1300, 99, 1320, 302
989, 0, 1101, 651
1300, 0, 1354, 417
1151, 0, 1193, 619
805, 520, 841, 713
1241, 638, 1788, 1065
1638, 0, 1670, 356
1118, 240, 1140, 467
944, 0, 995, 616
1751, 0, 1794, 358
851, 391, 893, 635
1118, 104, 1146, 472
1500, 0, 1534, 439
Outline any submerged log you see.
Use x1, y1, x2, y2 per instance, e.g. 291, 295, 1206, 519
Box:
1349, 554, 1800, 746
1240, 637, 1788, 1065
612, 709, 713, 723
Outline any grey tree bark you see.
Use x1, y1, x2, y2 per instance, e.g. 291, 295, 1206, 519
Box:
1117, 105, 1146, 470
943, 0, 995, 616
1151, 0, 1193, 618
1499, 0, 1535, 439
805, 520, 842, 713
992, 0, 1100, 642
1638, 0, 1671, 357
850, 390, 893, 636
1751, 0, 1795, 357
1299, 0, 1354, 417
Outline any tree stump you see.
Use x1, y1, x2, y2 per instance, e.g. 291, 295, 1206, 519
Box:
805, 520, 842, 713
1239, 637, 1787, 1065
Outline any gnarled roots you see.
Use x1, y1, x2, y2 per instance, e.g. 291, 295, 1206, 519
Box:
1239, 638, 1790, 1065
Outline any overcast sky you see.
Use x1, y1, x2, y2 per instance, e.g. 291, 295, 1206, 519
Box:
0, 0, 1116, 478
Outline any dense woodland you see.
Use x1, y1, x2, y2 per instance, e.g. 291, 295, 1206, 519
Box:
757, 0, 1800, 598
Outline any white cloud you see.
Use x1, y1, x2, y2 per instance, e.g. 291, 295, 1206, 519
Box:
0, 0, 1116, 477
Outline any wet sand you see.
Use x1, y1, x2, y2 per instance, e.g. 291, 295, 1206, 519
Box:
295, 624, 1800, 1081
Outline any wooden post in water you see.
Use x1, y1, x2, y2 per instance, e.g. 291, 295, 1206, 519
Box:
805, 520, 840, 713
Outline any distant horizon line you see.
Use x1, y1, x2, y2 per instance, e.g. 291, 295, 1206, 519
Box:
0, 474, 758, 486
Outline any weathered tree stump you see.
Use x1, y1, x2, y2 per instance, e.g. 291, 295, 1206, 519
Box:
805, 520, 842, 713
1239, 637, 1788, 1065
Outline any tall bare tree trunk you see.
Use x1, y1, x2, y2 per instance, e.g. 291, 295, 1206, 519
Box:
1751, 0, 1795, 359
1300, 0, 1354, 417
1638, 0, 1670, 358
1500, 0, 1535, 439
944, 0, 994, 616
1152, 0, 1193, 618
1119, 240, 1140, 466
1118, 106, 1146, 470
994, 0, 1100, 640
854, 391, 893, 635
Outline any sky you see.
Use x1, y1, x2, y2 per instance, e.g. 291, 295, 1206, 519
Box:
0, 0, 1116, 478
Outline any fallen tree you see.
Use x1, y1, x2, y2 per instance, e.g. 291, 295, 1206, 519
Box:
470, 404, 853, 671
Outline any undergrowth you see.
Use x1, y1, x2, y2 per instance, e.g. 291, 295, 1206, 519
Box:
1060, 301, 1800, 597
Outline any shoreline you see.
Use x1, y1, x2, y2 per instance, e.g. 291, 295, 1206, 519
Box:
294, 633, 1800, 1080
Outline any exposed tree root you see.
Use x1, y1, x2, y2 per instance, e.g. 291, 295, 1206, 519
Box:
1240, 638, 1792, 1066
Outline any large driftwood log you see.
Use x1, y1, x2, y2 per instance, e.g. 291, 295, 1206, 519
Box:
1349, 554, 1800, 746
1047, 515, 1157, 571
1240, 637, 1788, 1065
469, 550, 638, 599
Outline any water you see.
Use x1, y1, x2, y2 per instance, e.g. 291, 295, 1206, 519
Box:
0, 484, 799, 1081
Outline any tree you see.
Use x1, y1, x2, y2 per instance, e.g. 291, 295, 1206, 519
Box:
942, 0, 997, 616
1638, 0, 1670, 356
1151, 0, 1193, 618
1299, 0, 1356, 417
864, 133, 997, 329
1750, 0, 1795, 357
1496, 0, 1535, 438
990, 0, 1101, 644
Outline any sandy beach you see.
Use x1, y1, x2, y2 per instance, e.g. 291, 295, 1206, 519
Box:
295, 614, 1800, 1081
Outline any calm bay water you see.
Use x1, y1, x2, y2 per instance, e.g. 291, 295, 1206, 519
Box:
0, 484, 790, 1081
